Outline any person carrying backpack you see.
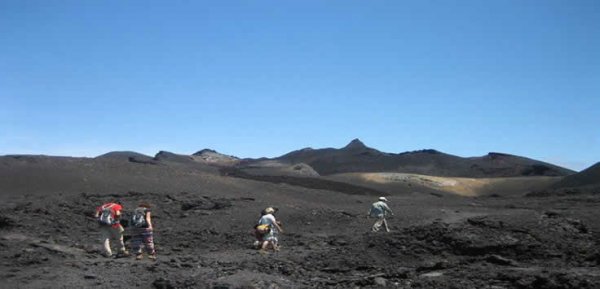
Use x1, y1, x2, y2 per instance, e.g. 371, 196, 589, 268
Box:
368, 197, 394, 232
95, 200, 129, 258
130, 202, 156, 261
257, 207, 284, 252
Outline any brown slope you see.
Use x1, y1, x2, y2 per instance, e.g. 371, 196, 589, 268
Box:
327, 172, 563, 197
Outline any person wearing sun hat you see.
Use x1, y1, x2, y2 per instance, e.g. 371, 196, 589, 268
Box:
368, 197, 394, 232
257, 207, 284, 251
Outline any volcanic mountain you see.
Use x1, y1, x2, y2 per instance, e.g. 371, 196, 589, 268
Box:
551, 162, 600, 191
244, 139, 575, 178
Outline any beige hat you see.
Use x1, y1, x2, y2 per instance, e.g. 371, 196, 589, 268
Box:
379, 197, 388, 202
265, 207, 275, 214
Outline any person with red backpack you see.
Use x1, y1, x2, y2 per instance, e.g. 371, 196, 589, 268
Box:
95, 200, 130, 258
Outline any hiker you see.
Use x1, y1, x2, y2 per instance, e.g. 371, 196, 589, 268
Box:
257, 207, 284, 251
95, 200, 130, 257
368, 197, 394, 232
130, 202, 156, 261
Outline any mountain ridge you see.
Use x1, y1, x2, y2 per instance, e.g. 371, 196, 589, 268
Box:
259, 139, 575, 177
1, 138, 577, 178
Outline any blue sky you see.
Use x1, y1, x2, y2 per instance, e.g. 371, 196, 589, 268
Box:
1, 1, 599, 171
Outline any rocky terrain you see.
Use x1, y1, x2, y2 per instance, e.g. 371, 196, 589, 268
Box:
0, 140, 598, 288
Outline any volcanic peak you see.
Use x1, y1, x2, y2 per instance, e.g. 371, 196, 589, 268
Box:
193, 149, 217, 156
343, 138, 368, 150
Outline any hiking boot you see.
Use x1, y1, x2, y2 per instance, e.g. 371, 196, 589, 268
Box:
148, 254, 157, 261
135, 254, 143, 260
116, 251, 130, 258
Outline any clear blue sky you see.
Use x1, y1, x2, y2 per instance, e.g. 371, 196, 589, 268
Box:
1, 1, 599, 171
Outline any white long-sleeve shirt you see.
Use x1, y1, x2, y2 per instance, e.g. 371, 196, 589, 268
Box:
258, 214, 278, 233
369, 201, 393, 218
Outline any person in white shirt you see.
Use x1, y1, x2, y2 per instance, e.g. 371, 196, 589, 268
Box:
257, 207, 284, 251
368, 197, 394, 232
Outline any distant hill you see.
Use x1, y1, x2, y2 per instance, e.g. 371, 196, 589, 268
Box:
0, 141, 580, 199
95, 151, 158, 164
96, 149, 241, 167
154, 151, 195, 164
250, 139, 574, 178
0, 153, 219, 197
192, 149, 240, 167
552, 162, 600, 188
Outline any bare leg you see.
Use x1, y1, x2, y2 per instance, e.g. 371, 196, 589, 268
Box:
261, 240, 269, 250
103, 237, 112, 257
101, 227, 112, 257
383, 218, 390, 232
113, 226, 127, 253
372, 218, 384, 232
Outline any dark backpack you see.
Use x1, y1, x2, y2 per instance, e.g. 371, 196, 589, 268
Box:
131, 208, 147, 228
98, 204, 115, 225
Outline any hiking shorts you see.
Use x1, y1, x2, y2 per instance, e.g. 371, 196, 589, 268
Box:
264, 231, 278, 243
